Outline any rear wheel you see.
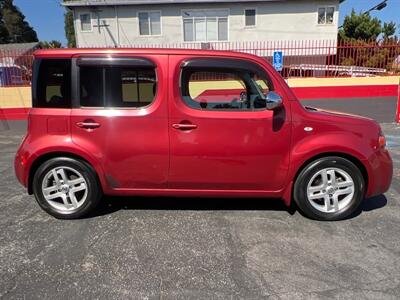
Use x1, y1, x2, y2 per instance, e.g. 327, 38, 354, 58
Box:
32, 157, 101, 219
294, 156, 365, 221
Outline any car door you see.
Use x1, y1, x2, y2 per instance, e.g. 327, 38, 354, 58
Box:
70, 54, 169, 190
168, 55, 291, 191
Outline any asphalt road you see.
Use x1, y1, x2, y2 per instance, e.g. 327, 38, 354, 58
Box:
1, 119, 400, 298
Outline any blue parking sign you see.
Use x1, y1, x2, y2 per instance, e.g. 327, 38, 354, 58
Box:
273, 51, 283, 72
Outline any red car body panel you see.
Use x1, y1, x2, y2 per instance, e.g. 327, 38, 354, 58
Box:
14, 48, 393, 205
70, 54, 170, 191
168, 55, 292, 191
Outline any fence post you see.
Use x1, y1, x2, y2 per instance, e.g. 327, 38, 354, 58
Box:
397, 78, 400, 123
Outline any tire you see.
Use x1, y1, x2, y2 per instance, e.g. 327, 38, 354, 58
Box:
293, 156, 365, 221
32, 157, 102, 219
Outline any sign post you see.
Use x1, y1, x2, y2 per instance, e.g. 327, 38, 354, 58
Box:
273, 51, 284, 73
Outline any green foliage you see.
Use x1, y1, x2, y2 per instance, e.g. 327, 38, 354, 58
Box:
39, 40, 62, 49
339, 9, 382, 41
338, 9, 399, 72
0, 0, 38, 43
338, 39, 400, 72
0, 9, 9, 43
64, 10, 76, 48
382, 22, 396, 39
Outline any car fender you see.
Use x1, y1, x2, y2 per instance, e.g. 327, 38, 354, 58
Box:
23, 135, 107, 191
288, 131, 373, 190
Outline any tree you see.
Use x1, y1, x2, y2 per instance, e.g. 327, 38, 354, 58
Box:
64, 10, 76, 47
339, 9, 382, 41
39, 40, 62, 49
382, 22, 396, 39
0, 0, 38, 43
337, 9, 399, 71
0, 9, 9, 43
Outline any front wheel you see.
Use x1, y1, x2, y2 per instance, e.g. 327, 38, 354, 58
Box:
32, 157, 102, 219
294, 157, 365, 221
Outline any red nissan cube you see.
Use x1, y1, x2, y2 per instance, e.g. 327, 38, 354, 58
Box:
15, 48, 392, 220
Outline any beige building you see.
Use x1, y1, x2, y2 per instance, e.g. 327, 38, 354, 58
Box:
63, 0, 341, 48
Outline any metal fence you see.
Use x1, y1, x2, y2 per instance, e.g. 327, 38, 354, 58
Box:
126, 39, 400, 78
0, 48, 35, 87
1, 39, 399, 87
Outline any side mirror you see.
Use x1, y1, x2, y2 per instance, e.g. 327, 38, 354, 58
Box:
265, 91, 283, 110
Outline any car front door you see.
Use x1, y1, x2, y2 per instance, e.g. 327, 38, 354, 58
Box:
70, 54, 169, 190
168, 55, 291, 192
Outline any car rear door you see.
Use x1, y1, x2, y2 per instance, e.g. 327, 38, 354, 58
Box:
168, 55, 291, 191
70, 54, 169, 190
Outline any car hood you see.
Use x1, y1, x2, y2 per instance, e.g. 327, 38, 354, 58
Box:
304, 106, 375, 123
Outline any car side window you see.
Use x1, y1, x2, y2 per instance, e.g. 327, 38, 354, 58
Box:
79, 65, 157, 108
116, 69, 156, 107
181, 66, 272, 111
34, 59, 71, 108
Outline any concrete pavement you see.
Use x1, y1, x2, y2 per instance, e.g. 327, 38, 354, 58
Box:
0, 117, 399, 299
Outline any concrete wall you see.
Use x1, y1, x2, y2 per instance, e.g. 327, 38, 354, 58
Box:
73, 0, 340, 47
0, 87, 31, 108
2, 76, 399, 113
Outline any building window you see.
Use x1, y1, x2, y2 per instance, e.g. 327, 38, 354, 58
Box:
80, 13, 92, 32
245, 9, 256, 27
182, 10, 228, 42
138, 11, 161, 36
318, 7, 334, 25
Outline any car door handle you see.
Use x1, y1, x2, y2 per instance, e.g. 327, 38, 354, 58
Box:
172, 123, 198, 130
76, 120, 101, 129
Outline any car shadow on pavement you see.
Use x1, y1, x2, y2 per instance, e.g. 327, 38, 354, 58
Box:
358, 194, 388, 212
85, 194, 387, 219
348, 194, 388, 219
86, 196, 295, 218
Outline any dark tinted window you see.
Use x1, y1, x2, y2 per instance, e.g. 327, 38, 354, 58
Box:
245, 9, 256, 27
80, 66, 104, 107
34, 59, 71, 108
181, 68, 272, 111
79, 66, 157, 108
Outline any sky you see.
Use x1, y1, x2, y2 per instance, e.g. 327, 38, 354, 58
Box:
13, 0, 400, 46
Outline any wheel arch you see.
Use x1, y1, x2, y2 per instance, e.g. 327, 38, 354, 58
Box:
290, 152, 368, 200
28, 152, 103, 195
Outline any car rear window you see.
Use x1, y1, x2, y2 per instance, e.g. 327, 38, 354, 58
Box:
33, 59, 71, 108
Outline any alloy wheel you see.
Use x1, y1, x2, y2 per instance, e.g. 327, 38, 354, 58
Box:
41, 166, 88, 212
306, 167, 355, 213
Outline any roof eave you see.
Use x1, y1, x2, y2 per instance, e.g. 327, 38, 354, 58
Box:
62, 0, 287, 7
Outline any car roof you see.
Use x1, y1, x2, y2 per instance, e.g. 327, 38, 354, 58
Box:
33, 48, 261, 61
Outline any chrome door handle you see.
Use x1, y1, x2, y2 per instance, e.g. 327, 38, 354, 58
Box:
76, 120, 101, 129
172, 123, 198, 130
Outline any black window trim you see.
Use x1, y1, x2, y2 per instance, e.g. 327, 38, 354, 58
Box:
180, 58, 266, 76
31, 58, 42, 107
71, 58, 79, 108
76, 57, 156, 68
179, 57, 273, 112
74, 56, 158, 109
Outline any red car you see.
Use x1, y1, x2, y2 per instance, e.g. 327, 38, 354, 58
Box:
14, 49, 392, 220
